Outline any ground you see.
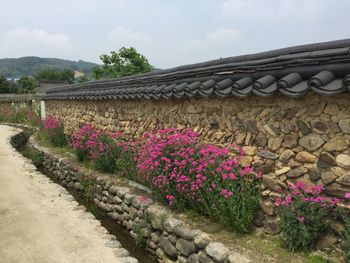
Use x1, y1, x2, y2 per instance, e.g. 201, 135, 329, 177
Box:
0, 125, 125, 262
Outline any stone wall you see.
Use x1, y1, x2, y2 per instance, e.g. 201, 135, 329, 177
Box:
45, 93, 350, 207
0, 102, 12, 115
28, 135, 251, 263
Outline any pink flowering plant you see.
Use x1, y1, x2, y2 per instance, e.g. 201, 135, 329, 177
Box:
70, 124, 97, 161
70, 124, 125, 173
42, 115, 67, 147
275, 181, 341, 252
134, 128, 261, 233
342, 193, 350, 262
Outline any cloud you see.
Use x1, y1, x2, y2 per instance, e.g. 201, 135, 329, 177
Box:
184, 28, 242, 62
221, 0, 327, 23
0, 26, 72, 57
108, 26, 151, 48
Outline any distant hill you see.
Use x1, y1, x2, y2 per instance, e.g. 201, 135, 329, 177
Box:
0, 56, 98, 79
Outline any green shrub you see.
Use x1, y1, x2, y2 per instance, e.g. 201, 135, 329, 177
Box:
21, 146, 43, 167
42, 115, 67, 147
344, 217, 350, 263
276, 181, 339, 252
93, 133, 122, 173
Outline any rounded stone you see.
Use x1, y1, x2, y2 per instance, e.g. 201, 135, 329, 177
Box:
189, 254, 200, 263
193, 232, 211, 249
336, 154, 350, 169
159, 236, 178, 259
286, 167, 305, 178
174, 226, 196, 240
339, 118, 350, 133
260, 199, 275, 216
176, 238, 196, 256
311, 120, 329, 134
262, 175, 281, 191
336, 173, 350, 186
263, 217, 281, 234
321, 171, 337, 185
299, 134, 324, 151
113, 247, 130, 258
279, 150, 295, 163
317, 152, 336, 168
295, 151, 317, 163
323, 135, 350, 152
146, 205, 167, 230
282, 134, 299, 148
257, 150, 278, 160
242, 146, 257, 156
268, 138, 282, 151
275, 167, 291, 176
198, 251, 214, 263
205, 242, 229, 262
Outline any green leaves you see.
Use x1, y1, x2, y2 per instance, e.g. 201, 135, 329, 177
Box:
92, 47, 153, 80
34, 68, 75, 84
279, 197, 327, 252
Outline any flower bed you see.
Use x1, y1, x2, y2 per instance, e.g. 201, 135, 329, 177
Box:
40, 118, 350, 258
70, 125, 261, 233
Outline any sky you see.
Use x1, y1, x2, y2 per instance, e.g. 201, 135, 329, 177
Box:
0, 0, 350, 69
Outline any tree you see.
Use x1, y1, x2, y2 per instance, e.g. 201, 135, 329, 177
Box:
17, 76, 37, 93
61, 69, 75, 84
92, 47, 153, 80
34, 68, 75, 84
76, 75, 89, 83
0, 76, 16, 93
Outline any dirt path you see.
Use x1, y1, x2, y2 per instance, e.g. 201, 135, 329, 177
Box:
0, 125, 136, 263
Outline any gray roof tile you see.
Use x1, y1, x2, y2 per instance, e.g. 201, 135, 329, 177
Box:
45, 38, 350, 101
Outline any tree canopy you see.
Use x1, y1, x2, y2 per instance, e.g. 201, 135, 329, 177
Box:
0, 76, 14, 94
34, 69, 75, 84
92, 47, 153, 80
16, 76, 37, 93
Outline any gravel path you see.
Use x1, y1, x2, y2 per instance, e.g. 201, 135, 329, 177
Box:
0, 125, 136, 263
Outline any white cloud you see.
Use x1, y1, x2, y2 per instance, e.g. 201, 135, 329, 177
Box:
108, 26, 151, 47
221, 0, 327, 23
184, 28, 242, 62
0, 26, 72, 58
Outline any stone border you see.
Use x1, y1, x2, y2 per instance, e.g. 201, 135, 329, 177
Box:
27, 134, 251, 263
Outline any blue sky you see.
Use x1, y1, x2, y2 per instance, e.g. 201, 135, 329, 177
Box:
0, 0, 349, 68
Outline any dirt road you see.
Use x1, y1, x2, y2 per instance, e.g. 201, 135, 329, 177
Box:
0, 125, 136, 263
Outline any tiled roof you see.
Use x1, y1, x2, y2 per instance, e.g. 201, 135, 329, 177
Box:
45, 39, 350, 100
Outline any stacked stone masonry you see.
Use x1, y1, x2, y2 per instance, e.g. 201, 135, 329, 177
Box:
0, 102, 13, 115
28, 136, 251, 263
46, 93, 350, 208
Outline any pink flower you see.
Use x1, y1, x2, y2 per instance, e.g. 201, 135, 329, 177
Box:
296, 216, 305, 223
166, 194, 174, 205
345, 193, 350, 199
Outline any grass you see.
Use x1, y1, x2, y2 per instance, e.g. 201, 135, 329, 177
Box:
35, 132, 74, 156
21, 145, 43, 167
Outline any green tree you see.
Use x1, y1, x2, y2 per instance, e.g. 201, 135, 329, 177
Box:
92, 47, 153, 80
17, 76, 37, 93
34, 68, 75, 83
76, 75, 89, 83
0, 76, 16, 93
61, 69, 75, 84
34, 68, 62, 81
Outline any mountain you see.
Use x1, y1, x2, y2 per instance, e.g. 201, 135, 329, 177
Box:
0, 56, 98, 79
